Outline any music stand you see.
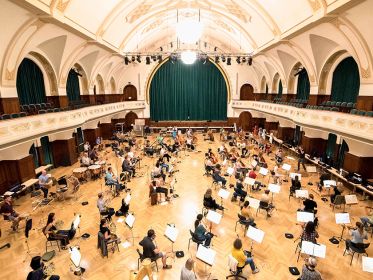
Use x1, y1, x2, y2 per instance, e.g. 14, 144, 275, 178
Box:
196, 245, 216, 279
23, 218, 35, 262
72, 214, 81, 236
164, 224, 178, 259
125, 213, 138, 245
217, 188, 230, 209
300, 241, 326, 258
296, 211, 314, 223
244, 177, 255, 193
333, 213, 350, 246
246, 226, 265, 253
268, 183, 280, 202
69, 246, 86, 278
247, 197, 260, 210
205, 210, 222, 233
362, 256, 373, 273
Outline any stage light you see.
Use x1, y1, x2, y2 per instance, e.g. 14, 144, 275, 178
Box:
146, 56, 151, 65
242, 57, 247, 63
160, 47, 163, 51
248, 57, 253, 66
170, 53, 178, 64
200, 53, 207, 64
236, 56, 241, 64
214, 47, 218, 51
227, 57, 231, 65
157, 55, 163, 63
131, 56, 136, 62
215, 56, 219, 63
170, 42, 173, 48
124, 57, 129, 65
222, 56, 226, 62
152, 56, 157, 61
136, 55, 141, 63
181, 51, 197, 64
176, 19, 203, 44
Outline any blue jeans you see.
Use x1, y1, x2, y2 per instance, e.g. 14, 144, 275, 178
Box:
361, 217, 373, 226
244, 251, 256, 271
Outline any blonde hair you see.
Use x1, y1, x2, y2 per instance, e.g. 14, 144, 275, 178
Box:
185, 258, 194, 270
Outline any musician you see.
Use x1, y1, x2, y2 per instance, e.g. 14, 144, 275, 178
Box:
301, 221, 319, 244
180, 258, 197, 280
139, 229, 172, 269
290, 175, 302, 196
220, 128, 226, 141
346, 222, 368, 254
38, 170, 51, 199
150, 180, 170, 200
144, 140, 155, 156
186, 136, 195, 150
122, 156, 135, 178
240, 140, 248, 158
203, 188, 223, 211
260, 190, 275, 217
303, 194, 317, 213
231, 178, 247, 202
212, 164, 227, 187
43, 212, 69, 249
100, 219, 119, 246
105, 167, 122, 195
27, 256, 60, 280
0, 195, 25, 231
275, 148, 283, 164
360, 206, 373, 227
299, 257, 322, 280
89, 147, 99, 161
118, 197, 130, 216
271, 164, 282, 185
228, 148, 239, 162
83, 141, 90, 152
207, 129, 214, 141
330, 182, 343, 204
240, 201, 255, 226
235, 159, 248, 177
186, 128, 193, 138
96, 136, 103, 151
80, 152, 91, 167
152, 162, 166, 181
204, 155, 215, 174
97, 193, 115, 220
160, 147, 171, 162
194, 214, 213, 246
231, 238, 260, 274
296, 146, 307, 172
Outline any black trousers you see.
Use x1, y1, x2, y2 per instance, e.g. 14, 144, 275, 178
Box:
41, 187, 49, 199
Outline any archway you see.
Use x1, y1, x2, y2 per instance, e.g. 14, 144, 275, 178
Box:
123, 84, 137, 101
124, 111, 138, 130
272, 73, 280, 92
110, 77, 116, 94
240, 84, 255, 100
96, 74, 105, 94
238, 111, 252, 131
260, 76, 267, 93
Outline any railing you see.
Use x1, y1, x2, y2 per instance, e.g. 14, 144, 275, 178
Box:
232, 101, 373, 142
0, 101, 146, 147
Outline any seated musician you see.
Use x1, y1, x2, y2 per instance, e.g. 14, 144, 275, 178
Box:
203, 188, 223, 211
194, 214, 213, 247
231, 178, 247, 202
89, 147, 99, 161
290, 175, 302, 195
207, 129, 214, 141
240, 201, 255, 226
232, 238, 260, 274
204, 155, 215, 173
241, 140, 248, 158
360, 206, 373, 227
303, 194, 317, 213
152, 162, 166, 181
186, 136, 195, 150
157, 157, 169, 173
27, 256, 60, 280
271, 164, 282, 185
83, 141, 90, 152
96, 136, 103, 151
346, 222, 368, 254
80, 152, 91, 167
97, 193, 115, 220
301, 221, 319, 244
330, 182, 343, 204
275, 148, 284, 164
38, 170, 51, 199
144, 140, 155, 156
149, 180, 170, 201
122, 156, 135, 178
235, 159, 248, 177
100, 219, 119, 246
260, 190, 275, 217
212, 164, 227, 186
220, 127, 226, 141
117, 197, 130, 216
228, 148, 239, 162
0, 195, 25, 231
105, 167, 121, 195
160, 147, 171, 162
43, 212, 69, 249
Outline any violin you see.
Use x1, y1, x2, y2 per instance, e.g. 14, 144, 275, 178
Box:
192, 135, 198, 144
210, 152, 218, 164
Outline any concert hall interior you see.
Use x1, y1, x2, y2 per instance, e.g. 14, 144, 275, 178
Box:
1, 0, 373, 279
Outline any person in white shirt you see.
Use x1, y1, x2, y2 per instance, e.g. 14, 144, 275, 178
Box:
80, 152, 91, 167
180, 258, 197, 280
83, 141, 90, 152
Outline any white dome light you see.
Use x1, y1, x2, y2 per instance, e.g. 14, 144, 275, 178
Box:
176, 20, 203, 44
181, 51, 197, 64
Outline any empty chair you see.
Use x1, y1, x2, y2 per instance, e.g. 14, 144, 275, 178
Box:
343, 242, 370, 265
330, 101, 336, 107
38, 109, 47, 114
46, 103, 52, 108
335, 102, 341, 107
331, 107, 339, 112
352, 103, 357, 108
29, 104, 36, 113
10, 113, 19, 118
321, 101, 326, 106
365, 111, 373, 117
1, 114, 11, 120
40, 103, 47, 109
350, 109, 357, 114
326, 101, 331, 106
340, 102, 347, 108
53, 108, 61, 112
358, 110, 366, 116
46, 109, 54, 113
35, 104, 42, 111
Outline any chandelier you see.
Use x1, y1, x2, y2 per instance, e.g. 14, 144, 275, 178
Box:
176, 19, 204, 44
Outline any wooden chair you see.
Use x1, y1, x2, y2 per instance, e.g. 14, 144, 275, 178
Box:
43, 231, 61, 253
136, 248, 159, 271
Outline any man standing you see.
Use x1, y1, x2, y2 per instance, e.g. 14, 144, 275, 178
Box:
297, 146, 307, 172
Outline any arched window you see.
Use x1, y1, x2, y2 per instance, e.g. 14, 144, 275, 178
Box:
278, 80, 283, 97
296, 68, 310, 100
66, 69, 81, 101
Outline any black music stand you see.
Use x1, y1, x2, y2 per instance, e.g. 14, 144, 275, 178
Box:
23, 218, 34, 262
0, 228, 10, 250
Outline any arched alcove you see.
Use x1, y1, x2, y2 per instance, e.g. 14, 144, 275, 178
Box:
66, 69, 81, 101
238, 111, 252, 131
110, 77, 116, 94
260, 76, 267, 93
123, 84, 137, 101
73, 63, 89, 94
240, 84, 255, 100
124, 111, 138, 130
96, 74, 105, 94
318, 50, 347, 94
272, 73, 280, 92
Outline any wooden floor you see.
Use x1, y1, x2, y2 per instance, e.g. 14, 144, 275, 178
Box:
0, 133, 372, 280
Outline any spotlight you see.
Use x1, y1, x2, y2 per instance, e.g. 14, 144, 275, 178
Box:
170, 53, 178, 64
152, 56, 157, 62
131, 56, 136, 62
227, 57, 231, 65
136, 55, 141, 63
170, 42, 173, 48
215, 56, 219, 63
124, 57, 129, 65
248, 57, 253, 66
204, 42, 207, 48
160, 47, 163, 51
242, 57, 247, 63
200, 53, 207, 64
146, 56, 151, 65
214, 47, 218, 51
236, 56, 241, 64
157, 55, 162, 63
222, 56, 226, 62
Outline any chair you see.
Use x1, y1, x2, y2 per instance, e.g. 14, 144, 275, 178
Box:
43, 231, 61, 253
226, 254, 247, 280
366, 111, 373, 117
38, 109, 46, 114
35, 104, 42, 111
343, 242, 370, 265
19, 112, 27, 117
10, 113, 19, 118
350, 109, 357, 115
335, 102, 341, 107
46, 109, 54, 113
332, 195, 346, 211
256, 201, 270, 218
235, 214, 250, 235
97, 231, 119, 258
53, 108, 61, 112
330, 101, 336, 107
136, 248, 159, 271
40, 103, 47, 109
188, 229, 204, 250
326, 101, 331, 106
358, 110, 366, 116
1, 114, 10, 120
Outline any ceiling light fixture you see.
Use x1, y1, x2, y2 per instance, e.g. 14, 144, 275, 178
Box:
181, 51, 197, 65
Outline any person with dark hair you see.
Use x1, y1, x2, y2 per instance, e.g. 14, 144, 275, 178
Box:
99, 219, 119, 247
301, 221, 319, 244
298, 257, 322, 280
260, 189, 275, 217
105, 167, 122, 195
0, 195, 25, 231
194, 214, 213, 247
296, 146, 307, 172
203, 188, 223, 211
97, 192, 115, 220
240, 201, 255, 226
231, 178, 247, 202
346, 222, 368, 254
330, 182, 343, 204
212, 164, 226, 186
139, 229, 171, 269
27, 256, 60, 280
43, 213, 69, 249
231, 238, 259, 274
303, 194, 317, 213
290, 175, 302, 195
118, 197, 130, 216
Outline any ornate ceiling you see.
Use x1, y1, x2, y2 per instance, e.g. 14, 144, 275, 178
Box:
33, 0, 332, 53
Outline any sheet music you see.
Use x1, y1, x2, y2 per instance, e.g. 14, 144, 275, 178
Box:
362, 256, 373, 273
259, 167, 268, 176
247, 197, 260, 209
218, 188, 230, 200
73, 215, 80, 230
206, 210, 222, 225
282, 164, 291, 171
335, 213, 350, 224
69, 246, 81, 267
251, 160, 257, 167
323, 180, 336, 188
222, 159, 227, 166
290, 173, 302, 180
227, 167, 235, 176
301, 241, 326, 258
297, 211, 314, 223
244, 177, 256, 185
345, 195, 358, 205
125, 193, 131, 205
117, 218, 124, 223
246, 226, 265, 243
286, 156, 295, 161
196, 245, 216, 266
295, 189, 308, 198
164, 225, 178, 243
268, 184, 280, 193
306, 166, 317, 173
125, 213, 135, 228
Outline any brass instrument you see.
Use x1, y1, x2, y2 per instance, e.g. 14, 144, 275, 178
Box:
109, 221, 117, 235
43, 262, 55, 276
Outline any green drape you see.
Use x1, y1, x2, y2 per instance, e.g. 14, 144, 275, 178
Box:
76, 127, 84, 153
296, 69, 310, 100
29, 144, 40, 168
16, 58, 46, 105
325, 133, 337, 165
337, 140, 349, 169
66, 69, 81, 101
150, 59, 227, 121
265, 84, 268, 95
278, 80, 283, 97
40, 136, 53, 165
294, 125, 301, 146
331, 57, 360, 103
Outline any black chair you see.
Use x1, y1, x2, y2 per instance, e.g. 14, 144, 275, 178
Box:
38, 109, 47, 114
136, 248, 158, 271
46, 109, 54, 113
40, 103, 47, 109
53, 108, 61, 112
35, 104, 42, 111
19, 112, 27, 117
1, 114, 10, 120
43, 231, 61, 253
10, 113, 19, 118
235, 214, 250, 235
257, 201, 270, 218
343, 242, 370, 265
188, 229, 204, 250
227, 254, 247, 280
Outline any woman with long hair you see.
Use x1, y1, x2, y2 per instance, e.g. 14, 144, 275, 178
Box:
203, 188, 223, 211
43, 213, 69, 249
194, 214, 213, 247
301, 221, 319, 244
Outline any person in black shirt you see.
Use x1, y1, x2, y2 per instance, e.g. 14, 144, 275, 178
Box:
139, 229, 171, 269
296, 146, 307, 172
290, 176, 302, 196
231, 179, 247, 202
27, 256, 60, 280
330, 184, 342, 204
303, 194, 317, 213
203, 188, 223, 210
212, 164, 227, 186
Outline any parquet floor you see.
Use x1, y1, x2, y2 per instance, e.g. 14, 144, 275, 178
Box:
0, 133, 372, 280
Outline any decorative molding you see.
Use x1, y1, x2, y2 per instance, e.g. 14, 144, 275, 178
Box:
56, 0, 71, 13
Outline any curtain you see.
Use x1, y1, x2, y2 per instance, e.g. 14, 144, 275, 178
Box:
76, 127, 84, 153
29, 144, 40, 168
337, 140, 349, 170
265, 84, 269, 95
66, 69, 81, 101
296, 69, 310, 100
325, 133, 337, 166
150, 59, 227, 121
16, 58, 47, 105
330, 57, 360, 103
293, 125, 301, 146
40, 136, 53, 165
278, 80, 283, 97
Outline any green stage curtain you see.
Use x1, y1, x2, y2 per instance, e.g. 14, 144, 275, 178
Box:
265, 84, 268, 95
29, 144, 40, 168
16, 58, 46, 105
296, 69, 310, 100
325, 133, 337, 166
150, 59, 227, 121
330, 57, 360, 103
66, 69, 81, 101
40, 136, 53, 165
278, 80, 283, 97
337, 140, 349, 169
